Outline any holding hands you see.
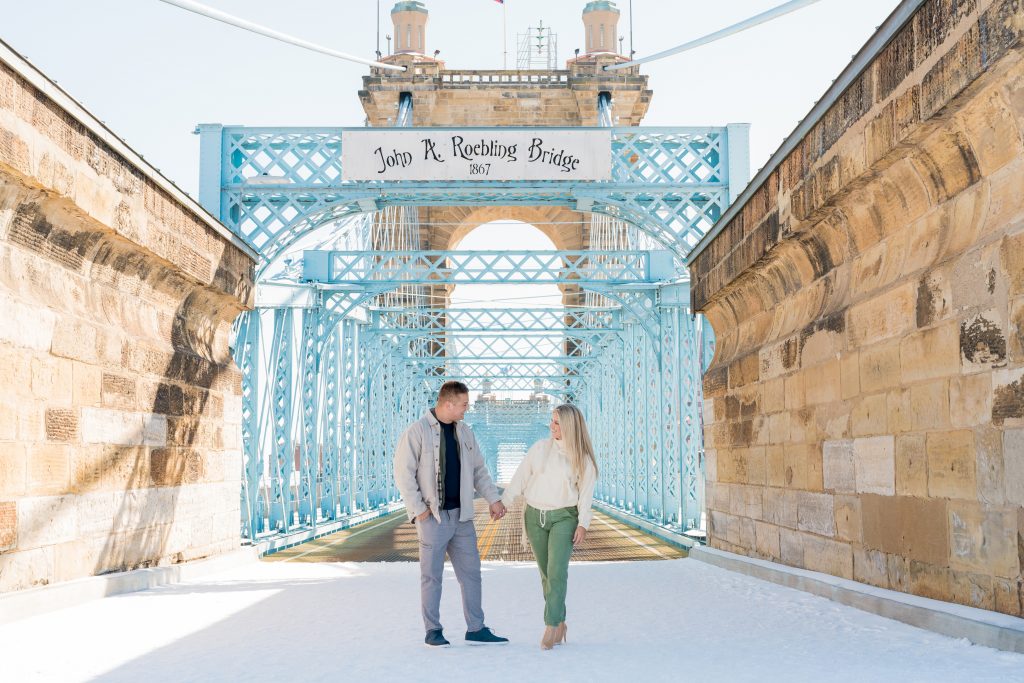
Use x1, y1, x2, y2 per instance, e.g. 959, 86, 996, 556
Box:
489, 500, 506, 521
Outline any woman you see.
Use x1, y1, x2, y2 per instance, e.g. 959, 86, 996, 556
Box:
501, 403, 598, 650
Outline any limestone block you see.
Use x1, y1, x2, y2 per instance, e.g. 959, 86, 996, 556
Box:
916, 265, 955, 330
862, 493, 949, 564
853, 546, 889, 588
896, 434, 928, 497
840, 352, 860, 400
950, 568, 996, 611
958, 87, 1023, 177
762, 378, 786, 415
926, 429, 977, 499
101, 372, 137, 411
142, 414, 168, 447
16, 495, 77, 550
28, 443, 69, 495
823, 439, 855, 493
797, 491, 835, 537
766, 445, 786, 487
1010, 296, 1024, 364
848, 282, 916, 347
948, 501, 1020, 577
0, 397, 16, 441
910, 379, 951, 431
909, 559, 954, 602
1003, 229, 1024, 298
887, 387, 914, 433
803, 534, 854, 579
754, 521, 780, 559
784, 443, 808, 489
994, 576, 1024, 617
804, 359, 841, 405
834, 495, 862, 543
900, 322, 961, 384
0, 500, 15, 551
1004, 429, 1024, 505
852, 393, 888, 436
961, 310, 1009, 373
806, 446, 824, 491
859, 342, 901, 393
768, 411, 790, 444
992, 366, 1024, 426
952, 240, 1004, 311
32, 358, 73, 406
784, 373, 805, 411
0, 442, 26, 497
80, 407, 143, 446
0, 290, 54, 352
0, 546, 55, 591
75, 490, 118, 537
779, 527, 805, 566
887, 553, 912, 593
854, 435, 895, 495
950, 372, 995, 427
50, 318, 99, 364
72, 361, 101, 407
44, 407, 78, 442
764, 489, 799, 529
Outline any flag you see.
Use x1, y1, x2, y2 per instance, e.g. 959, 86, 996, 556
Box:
494, 0, 503, 4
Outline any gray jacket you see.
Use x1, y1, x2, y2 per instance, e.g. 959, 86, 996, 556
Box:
393, 410, 500, 523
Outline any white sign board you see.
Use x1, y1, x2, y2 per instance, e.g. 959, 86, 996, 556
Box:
341, 130, 612, 181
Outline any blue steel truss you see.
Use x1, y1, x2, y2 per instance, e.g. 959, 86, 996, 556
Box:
197, 126, 739, 264
203, 122, 742, 544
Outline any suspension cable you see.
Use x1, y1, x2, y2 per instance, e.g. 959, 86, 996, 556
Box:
605, 0, 824, 71
157, 0, 406, 72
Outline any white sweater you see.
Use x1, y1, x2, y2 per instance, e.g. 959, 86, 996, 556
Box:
501, 437, 597, 529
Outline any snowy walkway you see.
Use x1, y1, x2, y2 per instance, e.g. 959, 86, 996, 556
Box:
4, 558, 1023, 682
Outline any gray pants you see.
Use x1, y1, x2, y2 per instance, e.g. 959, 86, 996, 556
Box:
416, 508, 485, 633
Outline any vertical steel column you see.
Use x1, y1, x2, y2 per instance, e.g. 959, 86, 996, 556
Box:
297, 306, 320, 526
660, 307, 682, 528
339, 318, 360, 515
622, 322, 638, 514
679, 310, 703, 529
195, 123, 224, 216
235, 310, 263, 540
319, 322, 341, 521
268, 308, 295, 532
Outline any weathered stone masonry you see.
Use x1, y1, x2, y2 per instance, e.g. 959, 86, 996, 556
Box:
690, 0, 1024, 615
0, 46, 255, 591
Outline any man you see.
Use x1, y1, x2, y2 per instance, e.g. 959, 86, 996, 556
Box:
393, 380, 509, 647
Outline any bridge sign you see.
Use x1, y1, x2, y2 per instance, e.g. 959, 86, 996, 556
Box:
341, 129, 612, 181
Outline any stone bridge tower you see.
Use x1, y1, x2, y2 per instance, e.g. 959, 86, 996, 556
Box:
359, 0, 652, 263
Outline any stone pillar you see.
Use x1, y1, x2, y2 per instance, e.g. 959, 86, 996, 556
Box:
391, 1, 429, 55
583, 1, 621, 55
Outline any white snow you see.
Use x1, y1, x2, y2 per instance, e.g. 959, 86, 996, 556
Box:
3, 558, 1023, 682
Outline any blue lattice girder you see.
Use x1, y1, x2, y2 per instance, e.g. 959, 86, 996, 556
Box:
207, 126, 734, 264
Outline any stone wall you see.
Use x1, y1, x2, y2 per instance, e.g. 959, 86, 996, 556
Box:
689, 0, 1024, 616
360, 54, 651, 127
0, 48, 254, 591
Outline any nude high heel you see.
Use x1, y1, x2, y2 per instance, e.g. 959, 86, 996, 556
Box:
555, 622, 567, 645
541, 625, 557, 650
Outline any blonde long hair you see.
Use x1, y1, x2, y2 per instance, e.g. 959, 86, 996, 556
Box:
555, 403, 598, 484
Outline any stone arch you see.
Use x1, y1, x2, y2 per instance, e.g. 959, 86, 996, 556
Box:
421, 205, 587, 252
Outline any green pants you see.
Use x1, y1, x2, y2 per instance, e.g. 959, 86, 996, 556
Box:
525, 504, 578, 627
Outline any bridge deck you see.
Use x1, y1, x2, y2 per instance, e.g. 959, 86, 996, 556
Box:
265, 499, 686, 563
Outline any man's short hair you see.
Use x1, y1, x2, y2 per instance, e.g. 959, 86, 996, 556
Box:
437, 381, 469, 404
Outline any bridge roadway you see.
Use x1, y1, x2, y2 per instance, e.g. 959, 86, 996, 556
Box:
265, 497, 687, 563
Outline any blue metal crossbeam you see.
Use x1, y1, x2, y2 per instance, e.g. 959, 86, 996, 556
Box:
199, 126, 742, 263
369, 307, 621, 332
303, 250, 675, 286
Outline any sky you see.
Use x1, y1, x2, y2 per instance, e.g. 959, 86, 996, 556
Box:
1, 0, 904, 200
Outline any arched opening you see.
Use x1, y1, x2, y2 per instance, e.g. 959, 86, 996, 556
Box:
450, 220, 561, 483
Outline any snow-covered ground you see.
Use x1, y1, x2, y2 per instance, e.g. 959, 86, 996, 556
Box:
4, 558, 1023, 682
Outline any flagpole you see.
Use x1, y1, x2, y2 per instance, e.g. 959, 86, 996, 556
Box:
503, 1, 508, 69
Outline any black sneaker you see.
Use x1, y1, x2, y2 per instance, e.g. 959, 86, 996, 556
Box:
465, 627, 509, 645
424, 629, 451, 647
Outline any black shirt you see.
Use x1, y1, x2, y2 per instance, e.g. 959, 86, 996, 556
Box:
440, 418, 461, 510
